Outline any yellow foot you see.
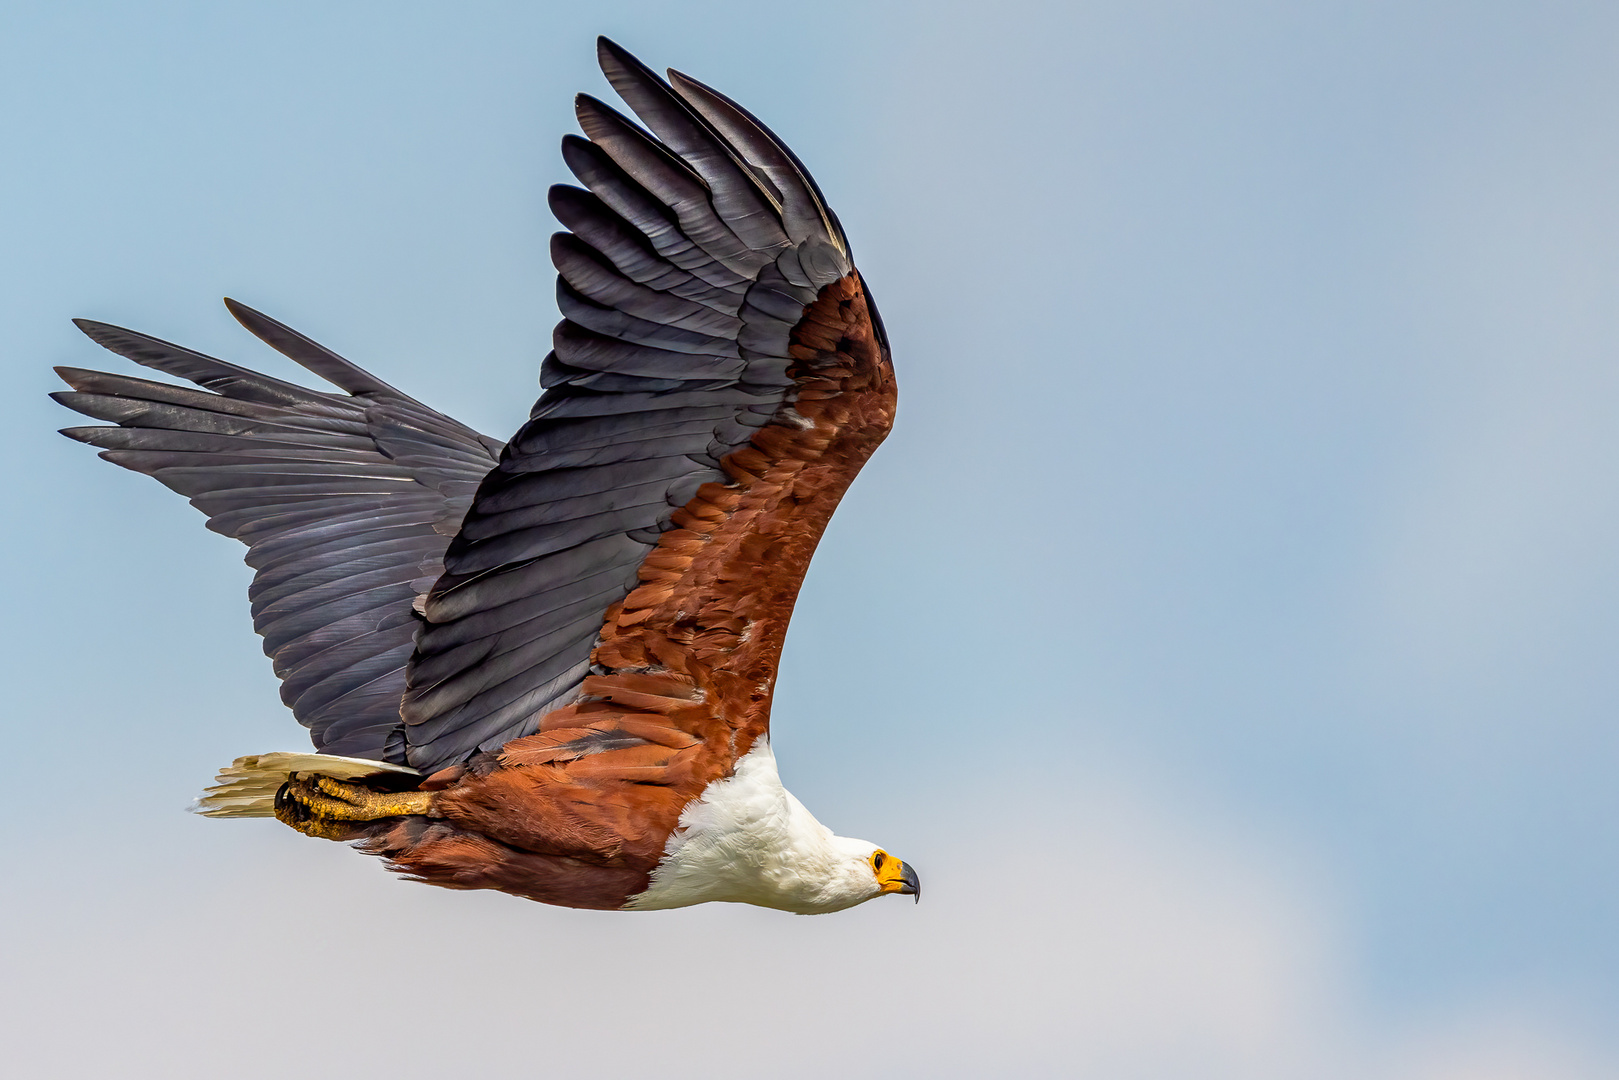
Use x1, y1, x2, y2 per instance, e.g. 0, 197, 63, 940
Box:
274, 774, 435, 841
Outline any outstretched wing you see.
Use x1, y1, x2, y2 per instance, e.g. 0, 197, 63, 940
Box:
401, 38, 895, 779
53, 301, 502, 761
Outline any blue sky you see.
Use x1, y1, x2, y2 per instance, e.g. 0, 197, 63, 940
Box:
4, 2, 1618, 1076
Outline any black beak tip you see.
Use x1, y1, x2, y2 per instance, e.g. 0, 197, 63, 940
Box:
900, 861, 920, 904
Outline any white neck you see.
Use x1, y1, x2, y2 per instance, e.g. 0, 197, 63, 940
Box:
626, 738, 881, 914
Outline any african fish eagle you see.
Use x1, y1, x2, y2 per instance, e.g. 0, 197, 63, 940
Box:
52, 38, 917, 914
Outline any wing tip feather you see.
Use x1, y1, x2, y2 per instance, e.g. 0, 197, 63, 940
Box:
221, 296, 416, 403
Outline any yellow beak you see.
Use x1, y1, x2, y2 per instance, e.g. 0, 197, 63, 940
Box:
877, 858, 921, 902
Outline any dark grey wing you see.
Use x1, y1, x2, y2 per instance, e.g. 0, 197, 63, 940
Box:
53, 300, 503, 761
399, 37, 857, 773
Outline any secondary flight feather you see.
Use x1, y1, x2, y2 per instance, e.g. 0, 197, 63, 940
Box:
52, 38, 916, 913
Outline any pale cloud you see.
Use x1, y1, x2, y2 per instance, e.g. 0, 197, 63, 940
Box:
3, 765, 1610, 1079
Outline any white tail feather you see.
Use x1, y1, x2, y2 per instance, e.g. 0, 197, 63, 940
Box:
191, 752, 420, 819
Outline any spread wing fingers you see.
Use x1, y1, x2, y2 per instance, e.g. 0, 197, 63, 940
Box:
53, 301, 502, 761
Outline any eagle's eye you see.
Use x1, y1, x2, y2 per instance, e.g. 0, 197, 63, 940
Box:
872, 851, 886, 871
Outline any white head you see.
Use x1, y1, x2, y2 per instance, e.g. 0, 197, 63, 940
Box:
802, 835, 921, 912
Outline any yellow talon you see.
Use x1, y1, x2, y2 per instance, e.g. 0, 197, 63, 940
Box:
274, 774, 434, 840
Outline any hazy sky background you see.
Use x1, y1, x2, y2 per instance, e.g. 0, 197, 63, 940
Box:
4, 1, 1618, 1077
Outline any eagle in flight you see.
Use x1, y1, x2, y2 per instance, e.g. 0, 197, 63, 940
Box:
52, 38, 916, 913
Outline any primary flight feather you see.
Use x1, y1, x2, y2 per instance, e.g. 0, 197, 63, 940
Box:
52, 37, 916, 913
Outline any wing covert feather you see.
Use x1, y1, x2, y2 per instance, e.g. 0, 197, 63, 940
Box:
402, 39, 892, 782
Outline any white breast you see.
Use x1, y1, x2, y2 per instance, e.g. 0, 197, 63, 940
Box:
626, 738, 882, 914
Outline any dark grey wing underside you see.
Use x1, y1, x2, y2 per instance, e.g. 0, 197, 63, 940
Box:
53, 302, 502, 762
398, 39, 855, 772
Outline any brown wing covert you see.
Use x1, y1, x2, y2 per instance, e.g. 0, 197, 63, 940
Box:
398, 38, 893, 776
